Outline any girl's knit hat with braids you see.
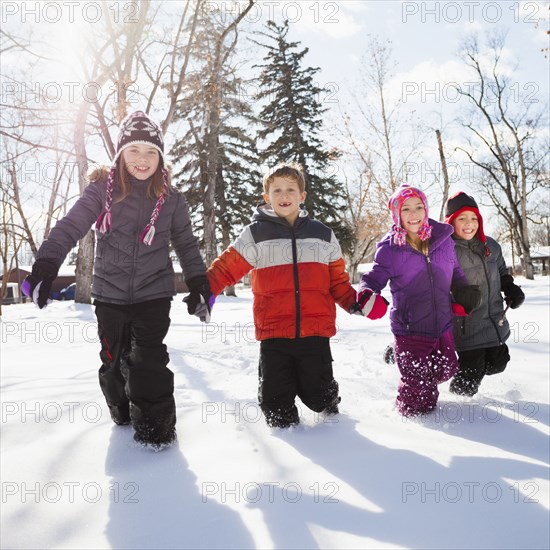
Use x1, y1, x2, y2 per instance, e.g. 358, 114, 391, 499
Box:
388, 184, 432, 246
95, 110, 168, 246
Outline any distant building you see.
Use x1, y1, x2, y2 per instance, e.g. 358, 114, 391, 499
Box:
1, 266, 77, 305
531, 246, 550, 276
1, 263, 195, 305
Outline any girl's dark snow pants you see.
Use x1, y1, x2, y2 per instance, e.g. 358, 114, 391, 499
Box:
95, 298, 175, 445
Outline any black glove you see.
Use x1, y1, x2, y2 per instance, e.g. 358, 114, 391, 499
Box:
183, 275, 214, 323
500, 274, 525, 309
21, 259, 58, 309
451, 284, 482, 314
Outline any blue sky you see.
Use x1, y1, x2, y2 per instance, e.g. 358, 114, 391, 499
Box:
281, 0, 548, 139
2, 0, 548, 233
272, 1, 549, 224
287, 1, 548, 92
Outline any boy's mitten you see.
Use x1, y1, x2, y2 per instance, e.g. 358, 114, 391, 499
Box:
500, 274, 525, 309
451, 284, 482, 314
183, 275, 214, 323
21, 259, 58, 309
349, 302, 363, 315
357, 288, 389, 320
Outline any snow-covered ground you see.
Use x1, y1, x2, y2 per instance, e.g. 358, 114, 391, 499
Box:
1, 277, 549, 549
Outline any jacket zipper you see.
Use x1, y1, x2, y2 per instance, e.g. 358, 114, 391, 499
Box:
405, 246, 436, 332
290, 226, 301, 338
129, 187, 145, 303
425, 254, 438, 334
476, 246, 503, 345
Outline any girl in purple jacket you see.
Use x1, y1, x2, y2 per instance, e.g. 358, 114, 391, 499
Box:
357, 185, 481, 416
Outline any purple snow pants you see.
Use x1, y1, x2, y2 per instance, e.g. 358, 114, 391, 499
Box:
394, 329, 459, 416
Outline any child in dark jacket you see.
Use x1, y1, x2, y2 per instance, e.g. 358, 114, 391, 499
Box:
358, 185, 481, 416
23, 111, 211, 450
444, 192, 525, 396
207, 163, 358, 428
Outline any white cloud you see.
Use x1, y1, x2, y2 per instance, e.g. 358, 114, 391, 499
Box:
292, 1, 364, 38
338, 0, 371, 14
385, 59, 472, 108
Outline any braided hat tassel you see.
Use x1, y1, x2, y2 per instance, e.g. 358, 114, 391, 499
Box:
95, 167, 116, 234
139, 168, 169, 246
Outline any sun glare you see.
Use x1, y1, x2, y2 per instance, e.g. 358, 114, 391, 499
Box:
44, 18, 88, 84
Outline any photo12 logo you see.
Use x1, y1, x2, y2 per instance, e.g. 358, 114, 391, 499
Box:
401, 2, 544, 24
1, 481, 139, 504
1, 2, 142, 24
402, 481, 539, 504
201, 1, 340, 24
401, 81, 540, 105
2, 401, 104, 424
1, 80, 140, 106
201, 481, 339, 504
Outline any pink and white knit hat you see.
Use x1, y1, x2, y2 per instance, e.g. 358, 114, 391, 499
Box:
95, 111, 169, 246
388, 185, 432, 246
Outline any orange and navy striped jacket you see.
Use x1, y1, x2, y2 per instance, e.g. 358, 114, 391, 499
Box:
208, 205, 357, 341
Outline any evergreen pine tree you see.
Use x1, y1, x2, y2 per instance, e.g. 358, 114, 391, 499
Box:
254, 20, 349, 243
171, 8, 261, 263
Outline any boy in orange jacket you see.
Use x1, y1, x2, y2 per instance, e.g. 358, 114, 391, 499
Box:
208, 163, 361, 428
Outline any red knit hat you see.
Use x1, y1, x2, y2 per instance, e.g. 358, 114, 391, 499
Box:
444, 191, 487, 243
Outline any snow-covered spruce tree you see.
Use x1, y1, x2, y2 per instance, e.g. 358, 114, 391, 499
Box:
171, 5, 261, 274
253, 19, 350, 245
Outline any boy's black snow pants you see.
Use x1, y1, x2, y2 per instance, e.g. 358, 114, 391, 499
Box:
94, 298, 176, 445
258, 336, 339, 428
450, 344, 510, 397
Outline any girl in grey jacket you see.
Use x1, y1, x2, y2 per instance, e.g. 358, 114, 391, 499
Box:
444, 192, 525, 397
23, 111, 211, 450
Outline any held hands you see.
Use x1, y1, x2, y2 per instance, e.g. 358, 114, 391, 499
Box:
500, 274, 525, 309
356, 288, 389, 320
451, 284, 482, 314
183, 276, 214, 323
451, 303, 468, 317
22, 259, 58, 309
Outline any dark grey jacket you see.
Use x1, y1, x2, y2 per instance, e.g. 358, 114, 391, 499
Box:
37, 175, 206, 304
452, 236, 510, 351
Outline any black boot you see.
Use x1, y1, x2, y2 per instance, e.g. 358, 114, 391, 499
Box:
263, 405, 300, 429
133, 421, 177, 450
323, 396, 341, 415
449, 376, 480, 397
132, 406, 177, 450
109, 405, 131, 426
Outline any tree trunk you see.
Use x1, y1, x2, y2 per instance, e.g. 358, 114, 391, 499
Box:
520, 179, 534, 279
348, 262, 359, 285
74, 100, 94, 304
204, 95, 220, 267
217, 169, 236, 297
522, 249, 534, 279
9, 161, 38, 257
511, 238, 516, 276
202, 0, 255, 267
436, 129, 450, 221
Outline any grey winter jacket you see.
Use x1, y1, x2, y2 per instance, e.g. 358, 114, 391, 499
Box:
37, 175, 206, 304
452, 236, 510, 351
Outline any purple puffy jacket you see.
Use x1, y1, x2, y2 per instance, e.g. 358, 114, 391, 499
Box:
360, 219, 468, 338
